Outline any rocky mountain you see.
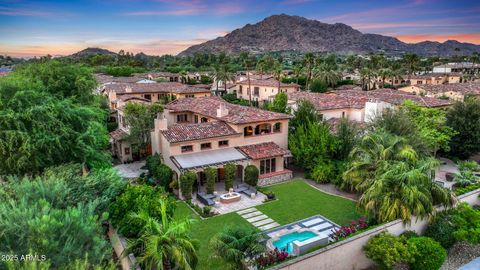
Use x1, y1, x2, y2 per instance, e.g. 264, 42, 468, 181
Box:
69, 47, 117, 58
178, 14, 480, 57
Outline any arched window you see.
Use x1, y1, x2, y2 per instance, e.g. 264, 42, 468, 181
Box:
255, 123, 272, 135
244, 126, 253, 137
273, 122, 281, 133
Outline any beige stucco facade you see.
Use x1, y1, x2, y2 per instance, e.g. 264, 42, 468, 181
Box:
236, 83, 299, 104
399, 85, 465, 101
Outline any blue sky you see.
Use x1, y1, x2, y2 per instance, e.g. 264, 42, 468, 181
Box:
1, 0, 479, 57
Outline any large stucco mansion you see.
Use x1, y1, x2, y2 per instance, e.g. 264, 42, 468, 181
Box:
150, 96, 293, 193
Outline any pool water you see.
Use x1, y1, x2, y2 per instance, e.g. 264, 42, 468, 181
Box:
273, 231, 317, 254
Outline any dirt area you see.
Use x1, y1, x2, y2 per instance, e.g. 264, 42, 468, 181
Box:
441, 242, 480, 270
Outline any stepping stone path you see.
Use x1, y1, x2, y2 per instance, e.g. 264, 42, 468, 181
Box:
237, 207, 280, 231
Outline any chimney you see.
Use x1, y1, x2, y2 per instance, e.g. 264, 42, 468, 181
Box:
154, 112, 168, 130
216, 103, 229, 117
125, 85, 132, 93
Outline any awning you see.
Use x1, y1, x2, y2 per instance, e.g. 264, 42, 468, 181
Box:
171, 148, 248, 171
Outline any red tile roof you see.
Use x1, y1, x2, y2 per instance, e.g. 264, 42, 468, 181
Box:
104, 82, 211, 95
288, 91, 366, 110
411, 82, 480, 95
237, 142, 289, 160
165, 96, 291, 124
117, 94, 150, 102
109, 129, 128, 141
161, 121, 240, 143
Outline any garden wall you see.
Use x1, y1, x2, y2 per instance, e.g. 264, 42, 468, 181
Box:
108, 224, 141, 270
271, 188, 480, 270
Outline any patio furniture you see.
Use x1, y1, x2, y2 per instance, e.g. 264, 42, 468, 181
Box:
250, 193, 256, 199
197, 192, 216, 206
234, 183, 257, 197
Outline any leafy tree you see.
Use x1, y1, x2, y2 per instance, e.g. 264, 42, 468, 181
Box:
309, 78, 328, 93
205, 167, 217, 194
0, 76, 110, 175
264, 92, 290, 114
180, 171, 196, 200
289, 121, 337, 171
123, 102, 163, 153
244, 165, 259, 187
146, 154, 173, 188
127, 201, 198, 270
289, 100, 320, 133
109, 184, 176, 238
402, 101, 455, 156
210, 227, 265, 269
224, 163, 236, 191
446, 97, 480, 159
311, 160, 336, 183
407, 237, 446, 270
364, 232, 415, 270
313, 63, 341, 88
13, 60, 97, 104
425, 211, 457, 248
335, 118, 360, 160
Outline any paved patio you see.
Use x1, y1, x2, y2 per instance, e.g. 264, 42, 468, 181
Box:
192, 181, 267, 214
435, 157, 459, 189
113, 161, 147, 179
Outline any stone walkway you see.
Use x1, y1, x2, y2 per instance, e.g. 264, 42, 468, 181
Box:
113, 161, 147, 179
237, 208, 280, 231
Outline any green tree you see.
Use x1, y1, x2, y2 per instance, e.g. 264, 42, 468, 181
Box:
364, 232, 415, 270
244, 165, 259, 187
303, 52, 315, 90
210, 227, 265, 269
313, 63, 341, 88
446, 97, 480, 159
127, 201, 198, 270
407, 237, 446, 270
0, 78, 111, 175
180, 171, 197, 200
335, 118, 360, 160
289, 100, 320, 133
264, 92, 290, 114
289, 121, 337, 171
205, 167, 217, 194
377, 68, 394, 88
224, 163, 236, 191
123, 102, 163, 153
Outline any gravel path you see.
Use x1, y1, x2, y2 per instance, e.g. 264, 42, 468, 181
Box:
441, 242, 480, 270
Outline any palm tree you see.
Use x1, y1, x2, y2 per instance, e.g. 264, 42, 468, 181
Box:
273, 60, 283, 93
470, 52, 479, 76
403, 54, 420, 76
126, 201, 199, 270
359, 157, 454, 223
243, 55, 255, 106
313, 63, 341, 88
343, 131, 417, 192
303, 52, 315, 91
293, 64, 303, 85
255, 61, 267, 79
377, 68, 394, 88
216, 65, 235, 96
360, 67, 376, 90
211, 64, 221, 96
210, 227, 265, 269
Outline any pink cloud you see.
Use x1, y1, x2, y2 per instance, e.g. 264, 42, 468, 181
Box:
397, 33, 480, 44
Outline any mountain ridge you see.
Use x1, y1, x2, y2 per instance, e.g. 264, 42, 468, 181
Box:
178, 14, 480, 57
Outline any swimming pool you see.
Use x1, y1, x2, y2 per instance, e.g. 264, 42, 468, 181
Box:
272, 231, 317, 254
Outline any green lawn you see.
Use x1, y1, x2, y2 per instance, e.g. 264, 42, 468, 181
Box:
256, 180, 361, 225
174, 202, 256, 270
174, 180, 361, 270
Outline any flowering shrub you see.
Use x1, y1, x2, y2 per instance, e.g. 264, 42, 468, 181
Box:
256, 248, 289, 269
330, 217, 368, 241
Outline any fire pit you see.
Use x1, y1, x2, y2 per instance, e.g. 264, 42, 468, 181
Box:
220, 192, 241, 203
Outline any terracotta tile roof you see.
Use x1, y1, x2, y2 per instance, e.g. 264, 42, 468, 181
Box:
146, 72, 179, 78
161, 121, 240, 143
411, 82, 480, 95
408, 73, 462, 80
109, 129, 128, 141
237, 78, 299, 88
237, 142, 289, 160
95, 74, 144, 84
165, 96, 291, 124
104, 82, 211, 95
117, 95, 150, 102
289, 89, 451, 110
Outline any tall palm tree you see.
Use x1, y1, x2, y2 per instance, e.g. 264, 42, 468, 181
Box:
377, 68, 394, 88
210, 227, 265, 269
243, 56, 255, 106
126, 201, 199, 270
313, 63, 341, 88
216, 65, 235, 96
360, 67, 376, 90
303, 52, 315, 91
255, 61, 267, 79
211, 64, 221, 96
273, 60, 283, 93
403, 54, 420, 76
293, 63, 303, 85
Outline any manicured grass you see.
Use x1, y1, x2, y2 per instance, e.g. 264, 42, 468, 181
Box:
174, 202, 256, 270
256, 180, 361, 226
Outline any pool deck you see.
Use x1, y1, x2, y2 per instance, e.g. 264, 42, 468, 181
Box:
264, 215, 339, 241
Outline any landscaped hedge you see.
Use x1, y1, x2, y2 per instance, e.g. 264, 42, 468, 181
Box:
224, 163, 236, 191
245, 165, 259, 187
146, 154, 173, 189
204, 167, 217, 194
180, 171, 196, 200
454, 183, 480, 195
407, 237, 446, 270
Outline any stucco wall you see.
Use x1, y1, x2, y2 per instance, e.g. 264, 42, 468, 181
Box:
272, 188, 480, 270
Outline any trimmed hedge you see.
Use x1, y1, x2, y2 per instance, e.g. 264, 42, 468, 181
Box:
180, 171, 196, 200
245, 165, 259, 187
407, 237, 446, 270
224, 163, 236, 191
204, 167, 217, 194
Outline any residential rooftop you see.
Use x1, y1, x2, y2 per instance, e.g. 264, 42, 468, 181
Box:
410, 82, 480, 95
95, 74, 145, 84
237, 142, 289, 160
237, 78, 299, 88
161, 121, 240, 143
104, 82, 211, 95
165, 96, 291, 124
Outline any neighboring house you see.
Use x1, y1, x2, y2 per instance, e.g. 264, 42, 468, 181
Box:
399, 82, 480, 101
288, 89, 451, 123
110, 95, 151, 163
211, 81, 236, 96
406, 73, 463, 86
432, 63, 480, 74
236, 79, 300, 104
102, 82, 211, 111
151, 96, 292, 196
146, 72, 180, 82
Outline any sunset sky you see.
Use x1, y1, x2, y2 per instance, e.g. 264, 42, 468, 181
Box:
1, 0, 479, 57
